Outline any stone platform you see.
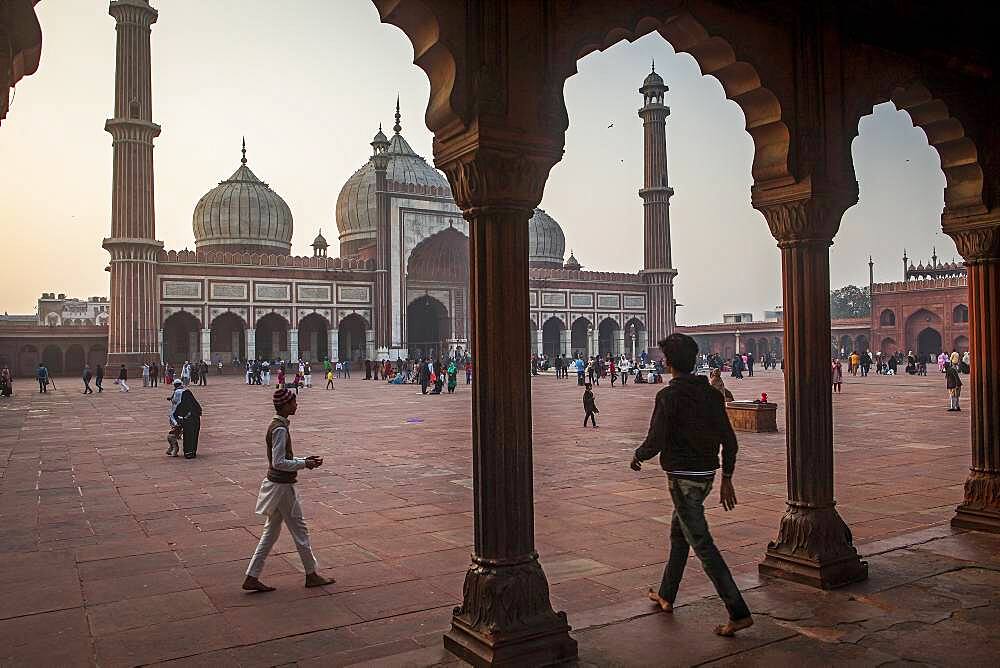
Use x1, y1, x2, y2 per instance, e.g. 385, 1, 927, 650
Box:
1, 369, 994, 666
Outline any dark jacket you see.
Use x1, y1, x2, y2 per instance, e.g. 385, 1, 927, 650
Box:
946, 366, 963, 389
634, 374, 738, 476
583, 389, 598, 413
173, 389, 203, 422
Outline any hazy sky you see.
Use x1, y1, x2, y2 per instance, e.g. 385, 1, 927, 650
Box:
0, 1, 954, 323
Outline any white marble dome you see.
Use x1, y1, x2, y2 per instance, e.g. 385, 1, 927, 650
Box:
528, 208, 566, 268
335, 130, 451, 253
193, 143, 293, 255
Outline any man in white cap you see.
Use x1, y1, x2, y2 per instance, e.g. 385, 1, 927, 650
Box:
242, 388, 334, 591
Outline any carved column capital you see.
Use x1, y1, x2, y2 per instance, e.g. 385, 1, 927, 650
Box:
946, 223, 1000, 264
439, 145, 561, 213
752, 179, 858, 247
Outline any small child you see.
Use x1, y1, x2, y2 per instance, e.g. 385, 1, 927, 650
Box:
583, 383, 599, 427
946, 362, 962, 411
325, 369, 334, 390
831, 359, 843, 393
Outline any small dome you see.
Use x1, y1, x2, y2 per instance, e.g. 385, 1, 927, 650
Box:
528, 208, 565, 268
336, 121, 451, 255
563, 250, 581, 271
643, 70, 664, 88
371, 126, 388, 145
312, 229, 328, 249
193, 140, 293, 255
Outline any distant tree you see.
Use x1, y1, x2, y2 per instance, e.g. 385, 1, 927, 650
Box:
830, 285, 871, 319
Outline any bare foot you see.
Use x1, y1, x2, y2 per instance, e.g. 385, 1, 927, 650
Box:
305, 572, 335, 588
647, 589, 673, 613
242, 576, 276, 592
714, 616, 753, 637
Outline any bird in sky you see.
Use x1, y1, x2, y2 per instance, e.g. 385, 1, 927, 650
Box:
608, 123, 614, 128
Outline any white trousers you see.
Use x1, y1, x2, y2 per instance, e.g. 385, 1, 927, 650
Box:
246, 507, 317, 578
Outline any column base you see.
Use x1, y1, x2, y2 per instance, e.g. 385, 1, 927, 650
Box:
758, 505, 868, 590
105, 352, 155, 372
443, 555, 577, 667
951, 470, 1000, 532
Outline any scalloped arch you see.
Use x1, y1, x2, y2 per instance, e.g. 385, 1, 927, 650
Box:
565, 12, 791, 186
886, 82, 985, 214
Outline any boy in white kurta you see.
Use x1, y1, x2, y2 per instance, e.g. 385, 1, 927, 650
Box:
242, 388, 334, 591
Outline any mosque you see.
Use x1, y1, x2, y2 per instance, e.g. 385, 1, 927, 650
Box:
40, 0, 669, 373
0, 0, 967, 377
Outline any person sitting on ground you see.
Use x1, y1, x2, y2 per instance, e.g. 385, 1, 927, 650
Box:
709, 368, 734, 402
631, 333, 753, 638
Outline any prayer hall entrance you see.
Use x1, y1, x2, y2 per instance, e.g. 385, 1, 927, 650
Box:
162, 311, 200, 364
407, 295, 449, 360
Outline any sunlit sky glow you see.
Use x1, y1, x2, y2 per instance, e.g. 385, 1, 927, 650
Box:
0, 1, 954, 323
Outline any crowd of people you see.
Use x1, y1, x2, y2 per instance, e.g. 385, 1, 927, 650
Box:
535, 351, 667, 386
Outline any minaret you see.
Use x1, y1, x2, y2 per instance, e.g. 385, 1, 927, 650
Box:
103, 0, 162, 368
902, 249, 908, 281
372, 111, 392, 360
638, 61, 677, 354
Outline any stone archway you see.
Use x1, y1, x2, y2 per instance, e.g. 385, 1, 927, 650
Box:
19, 345, 39, 377
855, 335, 869, 354
880, 309, 896, 327
905, 308, 943, 357
597, 317, 620, 357
210, 312, 246, 364
917, 327, 943, 358
256, 312, 289, 361
42, 344, 63, 374
338, 313, 368, 363
163, 311, 201, 365
407, 295, 450, 360
298, 313, 329, 363
64, 344, 86, 375
838, 334, 853, 357
542, 317, 565, 359
954, 335, 970, 354
570, 317, 592, 359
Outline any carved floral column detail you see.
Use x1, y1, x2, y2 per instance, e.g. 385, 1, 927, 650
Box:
439, 146, 578, 666
948, 222, 1000, 531
753, 180, 869, 589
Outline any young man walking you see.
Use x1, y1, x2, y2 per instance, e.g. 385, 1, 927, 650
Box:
82, 364, 94, 394
631, 333, 753, 637
243, 389, 334, 591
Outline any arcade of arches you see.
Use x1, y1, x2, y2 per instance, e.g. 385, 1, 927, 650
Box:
374, 2, 1000, 664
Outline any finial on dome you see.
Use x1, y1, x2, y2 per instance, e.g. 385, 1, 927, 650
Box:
393, 95, 401, 134
241, 136, 247, 165
651, 58, 655, 73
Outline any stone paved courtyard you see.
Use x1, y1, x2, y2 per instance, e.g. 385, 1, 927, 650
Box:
3, 368, 999, 666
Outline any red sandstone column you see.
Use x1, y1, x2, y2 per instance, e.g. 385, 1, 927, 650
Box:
638, 64, 676, 354
949, 224, 1000, 531
440, 147, 577, 666
754, 184, 868, 589
104, 0, 162, 369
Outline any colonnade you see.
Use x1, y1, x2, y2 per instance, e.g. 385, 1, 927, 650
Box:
375, 1, 1000, 665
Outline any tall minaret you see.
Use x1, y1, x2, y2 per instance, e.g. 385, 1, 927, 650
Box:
638, 61, 677, 354
103, 0, 162, 368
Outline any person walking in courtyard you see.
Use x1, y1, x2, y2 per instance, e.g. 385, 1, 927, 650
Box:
243, 389, 333, 592
142, 362, 150, 387
325, 367, 335, 389
447, 360, 458, 394
117, 364, 130, 392
150, 361, 159, 387
832, 358, 843, 394
36, 362, 49, 393
465, 359, 473, 385
419, 359, 431, 395
82, 364, 94, 394
746, 351, 755, 377
303, 362, 312, 389
172, 381, 202, 458
198, 360, 208, 386
630, 333, 752, 637
95, 363, 104, 392
709, 367, 734, 402
583, 382, 599, 428
946, 362, 963, 412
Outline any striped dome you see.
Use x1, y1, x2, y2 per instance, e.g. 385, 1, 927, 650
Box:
529, 208, 565, 268
192, 142, 293, 255
335, 131, 451, 251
